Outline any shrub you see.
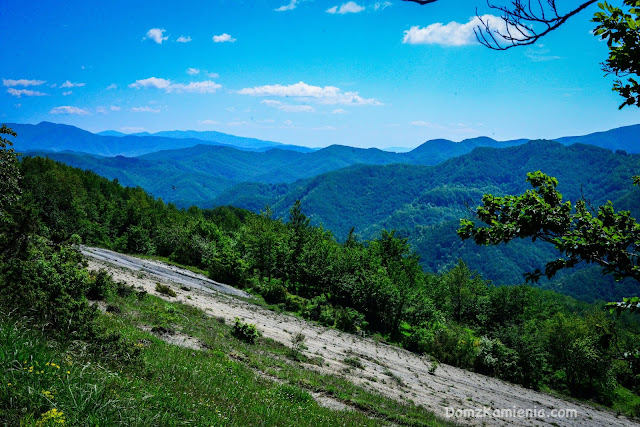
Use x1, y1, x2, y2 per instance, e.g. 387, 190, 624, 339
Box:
116, 281, 136, 298
284, 294, 307, 312
233, 318, 261, 344
303, 294, 333, 324
0, 242, 98, 338
87, 269, 116, 301
335, 306, 368, 333
344, 356, 364, 369
288, 331, 307, 361
155, 283, 176, 297
260, 279, 288, 304
402, 322, 438, 354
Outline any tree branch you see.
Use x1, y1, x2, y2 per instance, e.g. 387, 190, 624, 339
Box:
403, 0, 598, 50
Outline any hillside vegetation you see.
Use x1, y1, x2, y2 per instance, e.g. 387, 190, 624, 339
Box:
7, 151, 640, 415
217, 141, 640, 302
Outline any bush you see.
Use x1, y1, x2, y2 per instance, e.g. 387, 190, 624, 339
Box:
335, 306, 368, 333
0, 242, 98, 338
260, 279, 287, 304
303, 294, 331, 322
284, 294, 307, 312
87, 269, 116, 301
233, 318, 261, 344
155, 283, 176, 297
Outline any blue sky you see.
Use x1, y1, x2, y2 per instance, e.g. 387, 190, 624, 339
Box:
1, 0, 639, 149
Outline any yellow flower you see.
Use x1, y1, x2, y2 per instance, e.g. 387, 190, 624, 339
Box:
35, 408, 65, 426
42, 390, 54, 399
7, 383, 11, 386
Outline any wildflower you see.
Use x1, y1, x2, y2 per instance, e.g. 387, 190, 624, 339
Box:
35, 408, 65, 426
42, 390, 54, 399
7, 383, 11, 386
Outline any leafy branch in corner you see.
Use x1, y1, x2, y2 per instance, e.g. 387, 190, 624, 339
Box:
458, 171, 640, 288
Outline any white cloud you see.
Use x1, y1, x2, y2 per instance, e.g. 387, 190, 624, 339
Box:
3, 78, 46, 87
525, 44, 561, 62
283, 119, 294, 126
213, 33, 236, 43
177, 35, 192, 43
256, 119, 275, 123
331, 108, 347, 114
207, 72, 220, 79
186, 68, 200, 75
200, 119, 219, 125
96, 106, 107, 114
131, 106, 161, 113
7, 88, 47, 97
226, 106, 236, 112
50, 106, 90, 115
238, 81, 381, 105
129, 77, 171, 89
275, 0, 298, 11
166, 81, 221, 93
60, 80, 85, 88
62, 91, 73, 96
146, 28, 168, 44
106, 83, 117, 90
260, 99, 315, 112
403, 14, 526, 46
227, 121, 248, 126
260, 100, 282, 107
327, 1, 364, 14
410, 121, 439, 127
374, 1, 391, 11
110, 105, 121, 111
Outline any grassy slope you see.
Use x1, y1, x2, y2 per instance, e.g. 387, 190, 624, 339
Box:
1, 288, 452, 426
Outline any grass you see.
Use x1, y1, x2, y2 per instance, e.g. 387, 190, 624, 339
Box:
155, 283, 177, 297
121, 252, 640, 421
1, 288, 455, 427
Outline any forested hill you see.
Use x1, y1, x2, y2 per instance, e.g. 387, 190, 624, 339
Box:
215, 140, 640, 302
10, 122, 640, 206
217, 140, 640, 237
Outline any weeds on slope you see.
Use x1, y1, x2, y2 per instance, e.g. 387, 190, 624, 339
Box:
1, 285, 454, 426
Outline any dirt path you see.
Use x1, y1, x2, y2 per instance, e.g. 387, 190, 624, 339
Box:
84, 246, 638, 426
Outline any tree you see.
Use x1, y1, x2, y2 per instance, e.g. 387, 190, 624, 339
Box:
457, 170, 640, 311
0, 125, 21, 222
403, 0, 640, 108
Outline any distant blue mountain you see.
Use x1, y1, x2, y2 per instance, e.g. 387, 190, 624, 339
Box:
8, 122, 312, 156
556, 123, 640, 153
99, 128, 314, 153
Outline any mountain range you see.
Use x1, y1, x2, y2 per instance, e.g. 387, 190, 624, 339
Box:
7, 122, 311, 157
8, 120, 640, 302
213, 140, 640, 302
11, 122, 640, 207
